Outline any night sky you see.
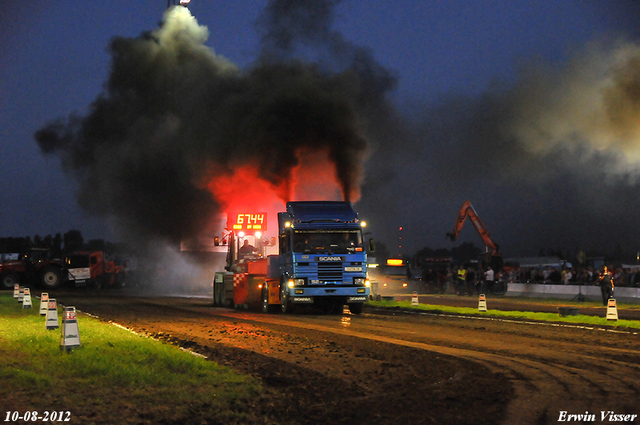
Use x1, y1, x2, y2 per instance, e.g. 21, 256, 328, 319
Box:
2, 1, 640, 258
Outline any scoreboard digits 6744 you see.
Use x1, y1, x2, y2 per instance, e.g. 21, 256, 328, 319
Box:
230, 213, 267, 231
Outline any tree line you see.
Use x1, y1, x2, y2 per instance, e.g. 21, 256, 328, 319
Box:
0, 230, 124, 258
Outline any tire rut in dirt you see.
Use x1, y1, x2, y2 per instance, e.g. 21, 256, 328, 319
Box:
149, 330, 512, 425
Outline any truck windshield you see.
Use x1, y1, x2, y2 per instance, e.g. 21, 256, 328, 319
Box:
292, 230, 363, 254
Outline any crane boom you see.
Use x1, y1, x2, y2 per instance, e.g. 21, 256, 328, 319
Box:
446, 201, 499, 255
446, 201, 505, 272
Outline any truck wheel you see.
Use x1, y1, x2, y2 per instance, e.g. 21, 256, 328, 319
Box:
262, 286, 273, 313
214, 282, 225, 307
280, 283, 294, 314
1, 273, 19, 290
94, 276, 106, 290
213, 282, 220, 306
40, 266, 62, 289
348, 303, 364, 314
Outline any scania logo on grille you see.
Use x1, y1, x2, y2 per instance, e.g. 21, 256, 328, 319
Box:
317, 256, 343, 261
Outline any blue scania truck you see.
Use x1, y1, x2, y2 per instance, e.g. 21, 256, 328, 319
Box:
263, 201, 371, 314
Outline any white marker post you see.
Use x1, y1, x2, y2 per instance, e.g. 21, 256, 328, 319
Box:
45, 299, 59, 330
60, 307, 81, 352
606, 298, 618, 321
39, 293, 49, 316
22, 288, 32, 309
478, 294, 487, 312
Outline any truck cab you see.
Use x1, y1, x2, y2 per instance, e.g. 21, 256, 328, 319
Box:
267, 201, 371, 314
65, 251, 127, 288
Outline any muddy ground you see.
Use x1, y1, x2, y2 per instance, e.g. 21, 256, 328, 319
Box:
30, 291, 640, 425
52, 292, 513, 425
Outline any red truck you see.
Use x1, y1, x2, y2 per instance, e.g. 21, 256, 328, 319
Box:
64, 251, 127, 289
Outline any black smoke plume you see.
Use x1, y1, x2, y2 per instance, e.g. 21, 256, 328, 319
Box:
35, 2, 396, 246
36, 1, 640, 260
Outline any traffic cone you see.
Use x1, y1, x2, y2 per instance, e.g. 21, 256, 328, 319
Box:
18, 286, 24, 304
60, 307, 81, 352
39, 292, 49, 316
22, 288, 32, 309
45, 299, 59, 330
478, 294, 487, 312
606, 298, 618, 321
13, 283, 19, 299
411, 291, 419, 306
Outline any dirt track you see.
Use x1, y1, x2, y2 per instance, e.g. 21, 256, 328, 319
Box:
54, 292, 640, 425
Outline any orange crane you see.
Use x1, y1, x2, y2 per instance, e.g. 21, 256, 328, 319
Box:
446, 201, 504, 273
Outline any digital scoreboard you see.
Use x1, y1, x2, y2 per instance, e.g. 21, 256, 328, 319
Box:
230, 213, 267, 232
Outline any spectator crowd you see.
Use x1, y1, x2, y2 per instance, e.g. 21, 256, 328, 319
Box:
508, 265, 640, 287
420, 264, 640, 296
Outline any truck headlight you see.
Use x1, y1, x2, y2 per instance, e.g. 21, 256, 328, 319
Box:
354, 277, 366, 286
288, 278, 305, 287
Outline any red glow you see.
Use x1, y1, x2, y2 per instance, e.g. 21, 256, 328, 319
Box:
207, 166, 281, 210
206, 165, 285, 232
203, 147, 355, 236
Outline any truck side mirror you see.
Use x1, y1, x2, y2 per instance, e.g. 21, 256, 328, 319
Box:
368, 238, 376, 254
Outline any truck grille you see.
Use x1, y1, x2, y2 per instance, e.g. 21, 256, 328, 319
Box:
318, 262, 343, 281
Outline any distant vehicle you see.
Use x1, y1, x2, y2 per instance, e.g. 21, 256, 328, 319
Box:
65, 251, 127, 289
1, 249, 126, 290
369, 258, 413, 294
0, 248, 64, 290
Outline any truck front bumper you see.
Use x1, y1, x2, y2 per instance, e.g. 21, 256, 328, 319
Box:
287, 286, 369, 303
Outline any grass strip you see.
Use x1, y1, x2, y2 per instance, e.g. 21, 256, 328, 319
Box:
366, 299, 640, 330
0, 293, 268, 424
489, 295, 640, 310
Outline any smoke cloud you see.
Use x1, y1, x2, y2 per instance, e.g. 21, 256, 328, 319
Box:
35, 3, 395, 248
359, 37, 640, 256
35, 1, 640, 260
